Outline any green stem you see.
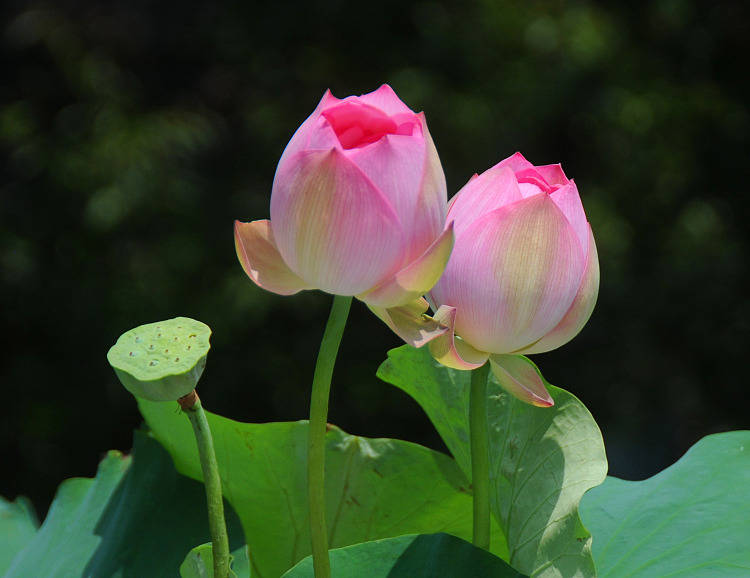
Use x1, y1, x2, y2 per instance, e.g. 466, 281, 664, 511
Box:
308, 295, 352, 578
470, 362, 491, 550
182, 392, 231, 578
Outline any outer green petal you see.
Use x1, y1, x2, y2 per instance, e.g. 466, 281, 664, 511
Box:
412, 112, 449, 260
489, 354, 554, 407
367, 297, 449, 348
234, 219, 311, 296
428, 306, 489, 370
359, 223, 454, 308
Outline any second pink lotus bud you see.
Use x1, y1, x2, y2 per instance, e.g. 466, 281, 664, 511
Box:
428, 153, 600, 406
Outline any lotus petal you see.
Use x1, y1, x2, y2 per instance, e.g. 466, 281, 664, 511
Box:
271, 149, 404, 295
360, 223, 454, 308
234, 220, 310, 295
516, 225, 600, 355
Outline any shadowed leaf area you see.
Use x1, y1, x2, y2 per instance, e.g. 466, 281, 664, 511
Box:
0, 496, 38, 574
377, 345, 608, 577
1, 432, 245, 577
283, 533, 525, 577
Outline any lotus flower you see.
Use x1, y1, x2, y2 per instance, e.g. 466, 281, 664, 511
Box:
235, 85, 454, 344
428, 153, 599, 406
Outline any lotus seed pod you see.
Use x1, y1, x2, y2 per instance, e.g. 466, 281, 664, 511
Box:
107, 317, 211, 402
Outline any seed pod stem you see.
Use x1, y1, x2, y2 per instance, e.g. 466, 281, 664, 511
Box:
180, 390, 231, 578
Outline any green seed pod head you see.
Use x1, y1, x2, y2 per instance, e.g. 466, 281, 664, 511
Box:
107, 317, 211, 402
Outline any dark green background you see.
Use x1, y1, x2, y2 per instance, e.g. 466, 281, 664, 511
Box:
2, 0, 748, 517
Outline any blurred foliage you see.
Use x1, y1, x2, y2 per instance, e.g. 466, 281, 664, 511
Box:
1, 0, 748, 516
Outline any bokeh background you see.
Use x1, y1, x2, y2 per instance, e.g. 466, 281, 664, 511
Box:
2, 0, 748, 518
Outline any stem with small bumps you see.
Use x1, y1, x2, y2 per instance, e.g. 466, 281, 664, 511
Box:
180, 390, 231, 578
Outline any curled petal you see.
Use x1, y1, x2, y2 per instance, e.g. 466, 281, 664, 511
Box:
516, 225, 600, 355
359, 223, 454, 308
322, 101, 400, 149
234, 220, 310, 295
535, 163, 569, 186
271, 149, 404, 295
489, 354, 554, 407
430, 193, 585, 353
549, 181, 588, 252
368, 297, 449, 348
497, 153, 560, 197
428, 305, 489, 370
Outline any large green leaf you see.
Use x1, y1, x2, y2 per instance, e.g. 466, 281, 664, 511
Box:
377, 345, 608, 577
283, 533, 526, 578
580, 430, 750, 577
0, 497, 38, 574
3, 449, 130, 577
138, 398, 507, 578
3, 432, 245, 577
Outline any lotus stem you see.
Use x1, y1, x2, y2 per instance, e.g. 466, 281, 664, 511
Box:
180, 391, 231, 578
308, 295, 352, 578
470, 362, 491, 550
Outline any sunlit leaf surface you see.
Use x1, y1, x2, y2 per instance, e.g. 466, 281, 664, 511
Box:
139, 398, 507, 578
581, 431, 750, 577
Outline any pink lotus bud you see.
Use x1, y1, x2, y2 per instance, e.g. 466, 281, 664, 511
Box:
428, 153, 600, 406
235, 86, 454, 343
